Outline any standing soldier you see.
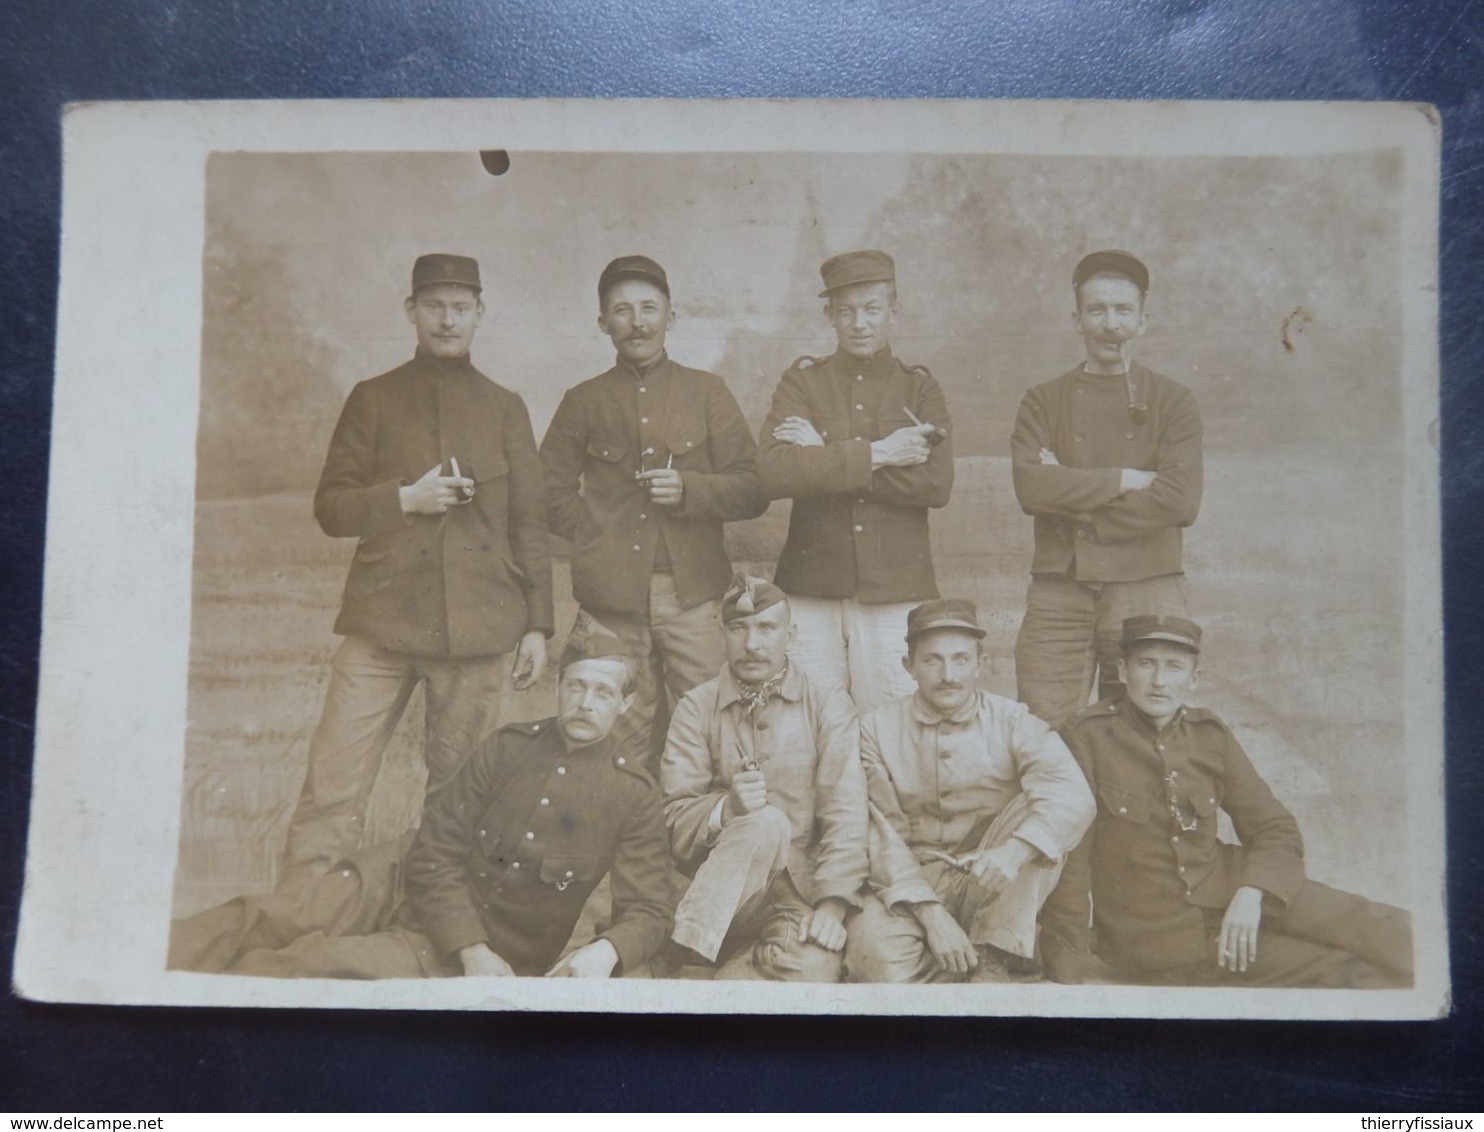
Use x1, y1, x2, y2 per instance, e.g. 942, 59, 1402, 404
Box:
1010, 250, 1203, 728
540, 255, 766, 768
279, 253, 553, 894
759, 249, 954, 713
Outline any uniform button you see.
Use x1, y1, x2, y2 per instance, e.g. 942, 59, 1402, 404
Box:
1125, 432, 1134, 440
478, 829, 487, 838
563, 870, 574, 879
641, 416, 649, 424
633, 544, 642, 551
857, 498, 866, 504
540, 797, 550, 806
855, 404, 864, 411
602, 449, 610, 457
854, 524, 863, 532
855, 374, 864, 381
1074, 434, 1084, 442
1171, 836, 1180, 843
616, 757, 627, 766
639, 513, 647, 521
532, 723, 540, 732
638, 386, 646, 393
686, 440, 694, 447
1077, 387, 1085, 395
1117, 806, 1127, 815
1208, 797, 1216, 805
1178, 866, 1186, 874
341, 869, 352, 878
511, 861, 521, 869
525, 831, 535, 840
557, 766, 567, 775
854, 436, 863, 441
1076, 530, 1086, 539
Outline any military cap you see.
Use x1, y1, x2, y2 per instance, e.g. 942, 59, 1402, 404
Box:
559, 625, 633, 673
818, 249, 896, 297
411, 253, 482, 294
1121, 614, 1202, 653
1073, 249, 1149, 295
598, 255, 670, 303
721, 574, 787, 622
904, 598, 986, 642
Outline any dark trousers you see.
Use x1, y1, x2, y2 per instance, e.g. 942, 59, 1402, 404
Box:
1135, 880, 1413, 989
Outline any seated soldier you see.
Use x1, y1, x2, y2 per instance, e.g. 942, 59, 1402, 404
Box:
661, 575, 868, 981
844, 599, 1094, 983
167, 630, 673, 980
1040, 614, 1413, 988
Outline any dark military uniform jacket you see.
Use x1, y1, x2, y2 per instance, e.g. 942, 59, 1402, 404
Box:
1041, 698, 1306, 972
758, 346, 953, 604
1010, 363, 1202, 583
540, 353, 766, 619
406, 718, 673, 976
315, 349, 555, 657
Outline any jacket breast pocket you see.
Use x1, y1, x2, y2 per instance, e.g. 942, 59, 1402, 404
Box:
811, 415, 848, 444
667, 421, 709, 464
466, 450, 509, 483
1099, 782, 1152, 825
587, 438, 628, 465
539, 855, 602, 891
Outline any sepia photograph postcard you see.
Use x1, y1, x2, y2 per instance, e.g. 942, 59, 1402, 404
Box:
14, 98, 1446, 1019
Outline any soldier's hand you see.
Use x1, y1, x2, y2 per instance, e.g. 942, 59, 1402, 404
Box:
870, 423, 935, 470
1038, 446, 1061, 466
636, 467, 685, 507
545, 938, 620, 979
1119, 467, 1157, 494
721, 770, 768, 822
511, 629, 547, 691
801, 897, 849, 952
400, 463, 475, 515
1218, 885, 1264, 972
914, 901, 978, 976
459, 942, 516, 977
772, 415, 826, 448
961, 838, 1035, 903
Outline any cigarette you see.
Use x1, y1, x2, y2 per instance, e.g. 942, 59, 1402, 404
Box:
902, 406, 924, 427
666, 453, 674, 470
450, 456, 461, 479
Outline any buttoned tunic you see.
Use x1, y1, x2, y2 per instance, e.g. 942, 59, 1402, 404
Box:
661, 662, 869, 908
1010, 363, 1202, 582
316, 349, 554, 657
540, 353, 766, 619
758, 347, 954, 604
407, 719, 672, 975
1045, 699, 1305, 972
860, 691, 1093, 909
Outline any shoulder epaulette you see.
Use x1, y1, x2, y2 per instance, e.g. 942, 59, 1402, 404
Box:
499, 717, 556, 737
612, 753, 657, 788
1066, 700, 1121, 727
906, 361, 933, 379
790, 354, 823, 371
1179, 705, 1228, 729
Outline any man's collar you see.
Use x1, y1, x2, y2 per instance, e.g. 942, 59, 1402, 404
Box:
718, 657, 803, 707
832, 344, 895, 378
413, 347, 476, 374
909, 689, 982, 726
616, 350, 670, 381
558, 728, 617, 759
1120, 697, 1187, 737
